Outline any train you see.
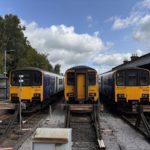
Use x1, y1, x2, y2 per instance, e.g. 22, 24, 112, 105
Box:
99, 67, 150, 110
9, 67, 64, 104
64, 66, 99, 104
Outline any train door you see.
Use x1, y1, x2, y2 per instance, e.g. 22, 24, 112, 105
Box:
77, 74, 86, 100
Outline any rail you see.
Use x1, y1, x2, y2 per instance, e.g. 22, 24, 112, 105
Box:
65, 104, 105, 150
121, 105, 150, 140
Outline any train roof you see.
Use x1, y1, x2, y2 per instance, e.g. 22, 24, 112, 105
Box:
10, 67, 63, 77
100, 67, 149, 76
66, 65, 96, 72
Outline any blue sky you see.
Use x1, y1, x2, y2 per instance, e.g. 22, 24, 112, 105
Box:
1, 0, 150, 73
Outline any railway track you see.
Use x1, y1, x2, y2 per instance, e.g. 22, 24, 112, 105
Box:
120, 105, 150, 140
0, 95, 63, 149
0, 109, 48, 149
65, 104, 105, 150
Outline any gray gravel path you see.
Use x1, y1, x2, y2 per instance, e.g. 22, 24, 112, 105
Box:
19, 103, 65, 150
19, 104, 150, 150
100, 112, 150, 150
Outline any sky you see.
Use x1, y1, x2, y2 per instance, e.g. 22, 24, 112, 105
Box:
0, 0, 150, 73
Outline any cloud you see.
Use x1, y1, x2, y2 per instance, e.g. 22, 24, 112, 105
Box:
109, 0, 150, 48
111, 0, 150, 30
86, 15, 93, 22
86, 15, 93, 27
93, 49, 143, 68
135, 0, 150, 10
134, 15, 150, 47
112, 14, 140, 30
23, 21, 110, 72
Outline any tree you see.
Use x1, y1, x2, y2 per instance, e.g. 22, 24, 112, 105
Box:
54, 64, 61, 74
0, 14, 59, 75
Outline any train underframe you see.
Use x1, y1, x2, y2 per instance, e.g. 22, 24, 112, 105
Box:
100, 93, 150, 112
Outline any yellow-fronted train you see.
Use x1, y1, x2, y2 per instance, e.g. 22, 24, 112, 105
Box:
64, 66, 99, 104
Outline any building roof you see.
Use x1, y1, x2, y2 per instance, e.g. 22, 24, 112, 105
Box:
112, 53, 150, 70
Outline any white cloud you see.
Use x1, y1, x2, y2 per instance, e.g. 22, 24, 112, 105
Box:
24, 22, 104, 53
23, 21, 110, 72
134, 15, 150, 47
86, 15, 93, 22
86, 15, 93, 28
92, 49, 143, 72
22, 21, 144, 74
110, 0, 150, 48
111, 0, 150, 30
135, 0, 150, 10
112, 14, 140, 30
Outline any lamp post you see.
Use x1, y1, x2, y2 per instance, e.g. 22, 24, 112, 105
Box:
4, 49, 15, 76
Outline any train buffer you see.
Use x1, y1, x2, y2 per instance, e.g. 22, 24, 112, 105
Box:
0, 102, 26, 111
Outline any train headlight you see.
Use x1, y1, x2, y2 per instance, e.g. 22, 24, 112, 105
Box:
67, 93, 74, 97
117, 94, 125, 98
142, 94, 149, 98
89, 93, 96, 97
34, 93, 40, 97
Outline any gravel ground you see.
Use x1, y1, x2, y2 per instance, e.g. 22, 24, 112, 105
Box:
19, 103, 65, 150
100, 111, 150, 150
19, 103, 150, 150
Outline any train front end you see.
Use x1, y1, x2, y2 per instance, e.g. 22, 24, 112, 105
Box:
64, 66, 99, 104
115, 68, 150, 104
10, 69, 43, 103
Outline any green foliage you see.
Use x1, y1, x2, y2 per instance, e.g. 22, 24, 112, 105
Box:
54, 64, 61, 74
0, 14, 60, 75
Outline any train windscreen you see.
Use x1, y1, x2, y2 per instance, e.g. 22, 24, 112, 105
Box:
126, 70, 137, 86
116, 71, 125, 86
88, 72, 96, 85
116, 69, 149, 86
67, 72, 75, 85
11, 70, 42, 86
139, 71, 149, 86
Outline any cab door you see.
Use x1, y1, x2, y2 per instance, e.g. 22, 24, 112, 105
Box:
77, 74, 85, 100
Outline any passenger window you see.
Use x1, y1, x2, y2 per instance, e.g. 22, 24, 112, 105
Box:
88, 72, 96, 85
67, 72, 75, 85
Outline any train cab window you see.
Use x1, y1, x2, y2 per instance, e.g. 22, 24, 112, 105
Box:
139, 71, 149, 86
11, 70, 42, 86
126, 70, 137, 86
116, 71, 125, 86
67, 72, 75, 85
22, 73, 31, 86
88, 72, 96, 85
33, 71, 42, 86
